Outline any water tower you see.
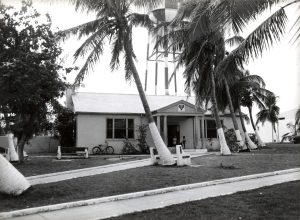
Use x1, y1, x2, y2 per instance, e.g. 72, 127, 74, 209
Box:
145, 0, 183, 95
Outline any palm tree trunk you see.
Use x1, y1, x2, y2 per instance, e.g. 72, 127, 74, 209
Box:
211, 72, 231, 155
224, 79, 245, 148
0, 154, 31, 195
248, 106, 266, 147
238, 105, 257, 150
272, 123, 274, 142
18, 133, 27, 163
124, 39, 175, 165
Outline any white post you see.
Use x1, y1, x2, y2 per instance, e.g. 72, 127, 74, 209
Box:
57, 146, 62, 160
149, 147, 157, 165
84, 148, 89, 159
176, 145, 184, 166
7, 133, 19, 162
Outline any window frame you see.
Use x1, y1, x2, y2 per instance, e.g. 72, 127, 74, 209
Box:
106, 118, 135, 140
205, 119, 223, 139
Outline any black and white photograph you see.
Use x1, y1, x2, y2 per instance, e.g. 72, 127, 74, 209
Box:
0, 0, 299, 219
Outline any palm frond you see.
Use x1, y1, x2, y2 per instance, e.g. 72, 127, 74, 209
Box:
225, 35, 245, 46
210, 0, 284, 34
73, 44, 103, 87
133, 0, 162, 11
231, 7, 288, 62
73, 25, 111, 62
127, 13, 153, 29
56, 18, 105, 41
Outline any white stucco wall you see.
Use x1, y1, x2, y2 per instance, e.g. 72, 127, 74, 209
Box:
76, 113, 246, 153
76, 114, 143, 154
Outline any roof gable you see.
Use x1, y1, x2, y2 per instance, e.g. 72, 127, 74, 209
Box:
155, 100, 205, 114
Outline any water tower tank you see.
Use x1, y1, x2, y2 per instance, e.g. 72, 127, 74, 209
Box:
145, 0, 184, 96
148, 0, 182, 23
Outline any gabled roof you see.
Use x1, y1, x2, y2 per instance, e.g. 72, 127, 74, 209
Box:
72, 92, 198, 114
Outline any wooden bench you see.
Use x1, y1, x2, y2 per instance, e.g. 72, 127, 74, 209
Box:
57, 146, 89, 159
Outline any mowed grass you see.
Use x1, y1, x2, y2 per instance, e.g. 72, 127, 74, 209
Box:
109, 180, 300, 220
0, 144, 299, 212
12, 155, 148, 176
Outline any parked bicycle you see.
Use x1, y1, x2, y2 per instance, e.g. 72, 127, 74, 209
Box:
92, 141, 114, 155
122, 139, 140, 155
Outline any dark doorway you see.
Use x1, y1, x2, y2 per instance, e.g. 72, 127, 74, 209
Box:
168, 125, 180, 147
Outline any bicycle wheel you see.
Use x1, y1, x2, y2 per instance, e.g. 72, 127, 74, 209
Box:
105, 146, 114, 154
92, 146, 101, 154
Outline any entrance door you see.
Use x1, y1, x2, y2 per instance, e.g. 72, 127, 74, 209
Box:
168, 125, 180, 147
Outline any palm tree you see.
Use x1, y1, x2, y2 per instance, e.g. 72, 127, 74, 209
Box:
59, 0, 175, 165
163, 2, 232, 155
296, 107, 300, 135
238, 73, 275, 147
214, 55, 246, 150
174, 0, 299, 148
256, 94, 280, 142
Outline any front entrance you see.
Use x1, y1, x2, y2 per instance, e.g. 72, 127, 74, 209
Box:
168, 125, 180, 147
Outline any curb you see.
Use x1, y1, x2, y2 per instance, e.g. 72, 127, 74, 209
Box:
1, 167, 300, 219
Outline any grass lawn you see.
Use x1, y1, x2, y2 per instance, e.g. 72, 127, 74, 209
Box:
109, 180, 300, 220
12, 155, 148, 176
0, 144, 300, 212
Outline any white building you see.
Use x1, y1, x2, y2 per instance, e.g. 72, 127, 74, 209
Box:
67, 91, 244, 153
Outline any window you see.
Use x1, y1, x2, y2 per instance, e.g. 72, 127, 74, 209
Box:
106, 118, 134, 139
206, 120, 217, 138
127, 119, 134, 139
205, 119, 223, 138
107, 119, 113, 138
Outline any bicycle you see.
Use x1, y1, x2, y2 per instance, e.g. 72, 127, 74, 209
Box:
122, 139, 140, 155
92, 141, 114, 155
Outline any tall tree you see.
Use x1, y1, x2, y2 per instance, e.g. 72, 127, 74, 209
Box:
238, 72, 274, 147
59, 0, 175, 165
163, 2, 232, 155
256, 94, 280, 142
0, 1, 66, 163
174, 0, 299, 149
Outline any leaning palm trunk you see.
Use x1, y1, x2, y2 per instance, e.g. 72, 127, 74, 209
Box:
248, 106, 266, 147
124, 41, 175, 165
238, 105, 257, 150
211, 72, 231, 155
0, 154, 31, 195
224, 79, 245, 149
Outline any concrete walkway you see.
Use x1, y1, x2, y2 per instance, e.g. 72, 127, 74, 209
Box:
27, 158, 153, 185
27, 152, 212, 185
2, 168, 300, 220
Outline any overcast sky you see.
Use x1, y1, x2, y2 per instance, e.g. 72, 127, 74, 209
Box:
2, 0, 300, 115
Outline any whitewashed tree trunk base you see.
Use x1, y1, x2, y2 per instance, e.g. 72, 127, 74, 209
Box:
235, 130, 246, 149
0, 154, 31, 196
245, 132, 258, 150
8, 134, 19, 162
217, 128, 231, 155
149, 122, 175, 165
255, 130, 266, 147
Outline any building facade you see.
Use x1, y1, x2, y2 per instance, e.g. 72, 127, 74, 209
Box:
67, 92, 244, 153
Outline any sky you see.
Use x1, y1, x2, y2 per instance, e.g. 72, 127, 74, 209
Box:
2, 0, 300, 116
